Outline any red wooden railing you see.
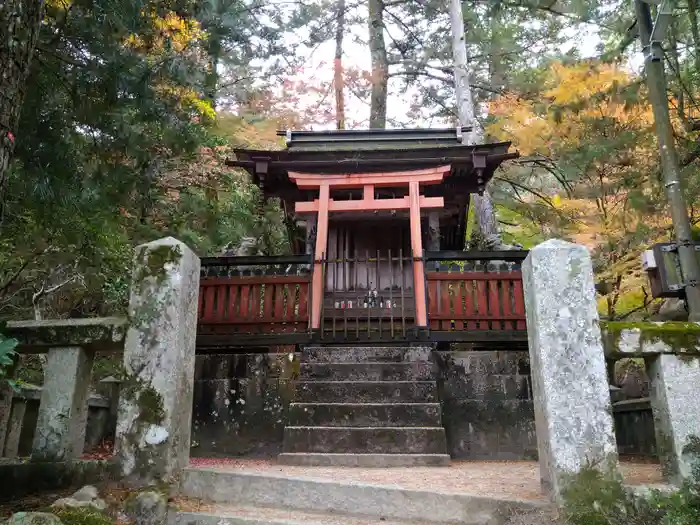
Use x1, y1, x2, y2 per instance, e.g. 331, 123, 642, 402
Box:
425, 251, 527, 332
197, 255, 312, 335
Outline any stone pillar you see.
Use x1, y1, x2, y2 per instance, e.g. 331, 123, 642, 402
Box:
115, 237, 200, 485
31, 347, 94, 460
4, 397, 27, 458
646, 354, 700, 484
522, 239, 618, 501
0, 383, 12, 456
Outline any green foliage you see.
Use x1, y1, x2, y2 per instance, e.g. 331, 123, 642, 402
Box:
562, 452, 700, 525
0, 327, 20, 391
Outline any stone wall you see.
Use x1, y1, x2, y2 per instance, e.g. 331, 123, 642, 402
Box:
435, 349, 537, 460
190, 348, 658, 461
191, 351, 298, 457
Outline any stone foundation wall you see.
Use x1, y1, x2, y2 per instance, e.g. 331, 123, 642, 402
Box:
189, 348, 656, 461
191, 352, 298, 457
435, 349, 537, 459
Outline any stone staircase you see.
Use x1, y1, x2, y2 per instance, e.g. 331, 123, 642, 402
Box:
279, 345, 450, 467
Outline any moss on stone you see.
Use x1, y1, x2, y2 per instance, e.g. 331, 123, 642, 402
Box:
53, 508, 114, 525
602, 321, 700, 356
137, 386, 165, 425
133, 244, 182, 288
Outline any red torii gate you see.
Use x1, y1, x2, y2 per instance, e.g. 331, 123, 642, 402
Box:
289, 165, 450, 330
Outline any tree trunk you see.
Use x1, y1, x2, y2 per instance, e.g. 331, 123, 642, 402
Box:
449, 0, 503, 249
368, 0, 388, 129
334, 0, 346, 130
0, 0, 45, 205
688, 0, 700, 76
205, 36, 221, 110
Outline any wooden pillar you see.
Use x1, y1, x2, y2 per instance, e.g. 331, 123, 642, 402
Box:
409, 181, 428, 327
311, 183, 330, 329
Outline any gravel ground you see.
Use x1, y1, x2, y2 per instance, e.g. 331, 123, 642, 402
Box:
188, 458, 664, 502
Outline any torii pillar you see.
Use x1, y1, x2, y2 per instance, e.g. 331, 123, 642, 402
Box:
290, 166, 450, 331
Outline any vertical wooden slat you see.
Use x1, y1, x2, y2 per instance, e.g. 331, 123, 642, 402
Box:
399, 249, 406, 337
488, 279, 501, 330
262, 283, 274, 322
298, 283, 309, 319
427, 279, 439, 330
239, 285, 250, 322
501, 279, 514, 330
464, 278, 477, 330
227, 284, 239, 323
513, 279, 526, 330
215, 285, 227, 321
476, 279, 489, 330
389, 249, 395, 339
453, 279, 465, 331
202, 285, 217, 322
440, 280, 450, 331
283, 284, 295, 322
251, 284, 262, 323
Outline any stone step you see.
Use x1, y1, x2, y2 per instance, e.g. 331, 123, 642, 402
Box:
277, 453, 451, 467
299, 362, 433, 381
294, 381, 437, 403
179, 468, 544, 524
170, 504, 468, 525
282, 426, 448, 454
289, 402, 442, 427
302, 345, 432, 363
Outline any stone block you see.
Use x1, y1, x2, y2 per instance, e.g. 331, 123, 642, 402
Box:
295, 380, 437, 403
7, 317, 127, 353
0, 383, 12, 457
646, 354, 700, 484
32, 346, 94, 461
283, 426, 447, 454
115, 237, 200, 485
288, 402, 441, 427
4, 398, 27, 458
522, 239, 618, 501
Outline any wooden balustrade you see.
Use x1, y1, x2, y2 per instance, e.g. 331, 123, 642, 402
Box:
196, 251, 529, 346
198, 275, 311, 334
197, 255, 313, 337
424, 251, 528, 336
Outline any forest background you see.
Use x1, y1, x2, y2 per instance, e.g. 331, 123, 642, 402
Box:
2, 0, 699, 332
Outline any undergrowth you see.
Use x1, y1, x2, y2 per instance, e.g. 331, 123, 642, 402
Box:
563, 442, 700, 525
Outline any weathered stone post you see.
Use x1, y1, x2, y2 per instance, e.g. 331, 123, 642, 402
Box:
32, 347, 95, 460
0, 383, 12, 456
115, 237, 200, 485
646, 354, 700, 484
4, 396, 27, 458
522, 239, 618, 501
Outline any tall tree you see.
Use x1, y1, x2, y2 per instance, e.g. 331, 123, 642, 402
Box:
0, 0, 44, 207
334, 0, 347, 129
368, 0, 388, 128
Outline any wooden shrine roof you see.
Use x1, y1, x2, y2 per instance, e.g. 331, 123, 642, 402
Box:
226, 128, 519, 252
226, 127, 518, 197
